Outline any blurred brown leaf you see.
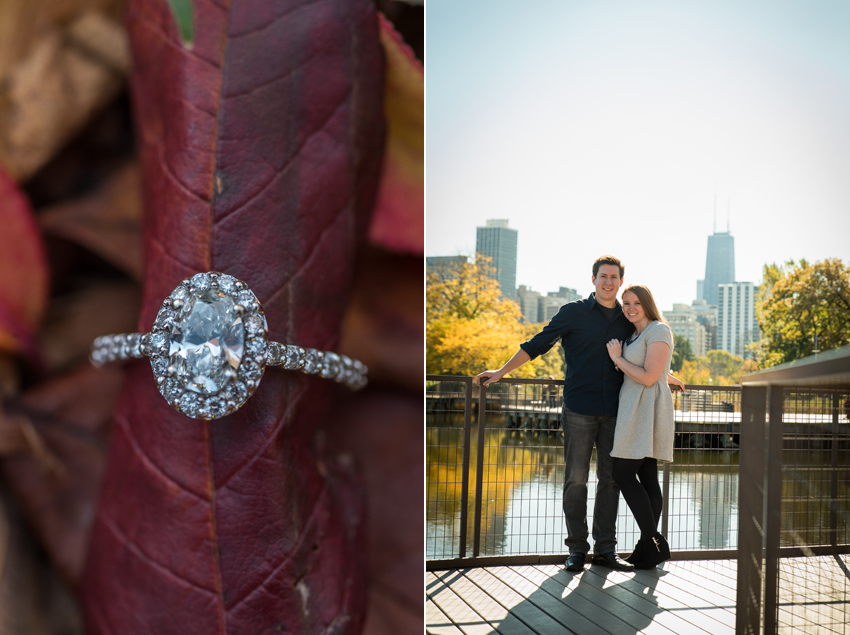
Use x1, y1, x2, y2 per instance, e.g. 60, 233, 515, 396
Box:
0, 9, 130, 182
39, 164, 143, 282
38, 280, 141, 374
0, 484, 84, 635
2, 363, 124, 586
0, 0, 123, 76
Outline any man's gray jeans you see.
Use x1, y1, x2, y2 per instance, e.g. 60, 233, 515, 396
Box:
561, 406, 619, 555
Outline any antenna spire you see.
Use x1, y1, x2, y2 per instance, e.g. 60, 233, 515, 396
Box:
713, 186, 717, 234
727, 197, 730, 232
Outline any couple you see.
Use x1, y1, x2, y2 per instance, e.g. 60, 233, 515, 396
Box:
475, 255, 683, 572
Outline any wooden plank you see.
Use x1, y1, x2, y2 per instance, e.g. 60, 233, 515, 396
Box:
578, 565, 730, 634
428, 557, 848, 635
636, 563, 737, 612
629, 567, 736, 631
427, 596, 466, 635
519, 564, 682, 635
549, 564, 723, 635
486, 566, 610, 635
463, 567, 579, 634
427, 571, 496, 635
656, 560, 737, 607
666, 559, 738, 597
446, 570, 538, 635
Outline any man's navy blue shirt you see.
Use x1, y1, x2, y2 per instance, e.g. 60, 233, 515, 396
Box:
520, 293, 632, 418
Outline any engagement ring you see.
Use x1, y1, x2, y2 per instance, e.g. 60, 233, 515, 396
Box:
90, 271, 367, 420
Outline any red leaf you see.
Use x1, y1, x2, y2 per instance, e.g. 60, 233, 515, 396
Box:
369, 14, 424, 255
0, 167, 49, 362
80, 1, 385, 633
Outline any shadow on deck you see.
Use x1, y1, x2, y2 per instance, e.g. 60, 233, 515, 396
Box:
427, 556, 849, 635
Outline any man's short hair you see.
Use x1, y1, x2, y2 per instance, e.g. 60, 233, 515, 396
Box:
592, 255, 624, 279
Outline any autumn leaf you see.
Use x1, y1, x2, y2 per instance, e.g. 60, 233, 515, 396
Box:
368, 13, 423, 255
79, 1, 385, 634
0, 167, 49, 365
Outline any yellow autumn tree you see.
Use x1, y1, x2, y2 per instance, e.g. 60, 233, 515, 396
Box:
677, 350, 757, 386
427, 255, 560, 377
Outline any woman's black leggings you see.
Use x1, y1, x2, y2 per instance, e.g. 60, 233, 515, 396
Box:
612, 457, 663, 539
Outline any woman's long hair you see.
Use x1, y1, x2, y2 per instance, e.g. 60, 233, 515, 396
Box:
621, 284, 666, 326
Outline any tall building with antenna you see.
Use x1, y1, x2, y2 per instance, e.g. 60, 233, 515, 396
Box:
697, 198, 735, 306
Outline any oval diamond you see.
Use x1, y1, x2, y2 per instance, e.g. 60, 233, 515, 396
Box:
168, 289, 244, 394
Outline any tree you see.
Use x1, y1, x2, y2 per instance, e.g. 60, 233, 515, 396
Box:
704, 349, 744, 380
677, 349, 753, 385
755, 258, 850, 367
679, 359, 711, 385
427, 256, 557, 377
671, 335, 694, 372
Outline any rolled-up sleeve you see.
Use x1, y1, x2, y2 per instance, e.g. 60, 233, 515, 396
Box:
520, 303, 571, 359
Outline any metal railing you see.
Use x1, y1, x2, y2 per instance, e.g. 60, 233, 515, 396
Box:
426, 375, 850, 574
736, 348, 850, 635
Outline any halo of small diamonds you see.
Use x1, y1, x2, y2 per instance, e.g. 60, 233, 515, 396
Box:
148, 272, 268, 420
89, 271, 369, 420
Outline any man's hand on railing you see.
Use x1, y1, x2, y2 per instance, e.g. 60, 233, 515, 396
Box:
475, 349, 533, 387
475, 369, 505, 387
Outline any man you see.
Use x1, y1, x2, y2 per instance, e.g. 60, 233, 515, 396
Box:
475, 255, 684, 572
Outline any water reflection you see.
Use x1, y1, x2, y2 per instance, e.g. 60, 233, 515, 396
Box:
427, 417, 848, 559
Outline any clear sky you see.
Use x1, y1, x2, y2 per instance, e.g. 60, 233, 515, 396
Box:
426, 0, 850, 312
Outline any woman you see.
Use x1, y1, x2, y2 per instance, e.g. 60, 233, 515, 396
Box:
605, 284, 675, 569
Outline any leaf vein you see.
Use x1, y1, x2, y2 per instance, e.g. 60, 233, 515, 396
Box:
159, 151, 211, 205
224, 483, 327, 610
116, 412, 208, 502
265, 193, 351, 311
98, 510, 217, 596
131, 10, 221, 71
216, 382, 305, 490
227, 0, 320, 41
149, 234, 201, 277
214, 87, 350, 225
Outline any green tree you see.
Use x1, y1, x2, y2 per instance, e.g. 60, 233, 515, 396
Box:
671, 335, 693, 372
755, 258, 850, 367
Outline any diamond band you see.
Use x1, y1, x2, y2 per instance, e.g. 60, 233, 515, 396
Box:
90, 271, 368, 420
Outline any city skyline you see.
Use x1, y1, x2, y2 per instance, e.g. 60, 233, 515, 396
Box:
431, 222, 760, 315
426, 0, 850, 314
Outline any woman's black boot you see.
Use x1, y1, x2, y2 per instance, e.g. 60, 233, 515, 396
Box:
625, 541, 644, 565
633, 534, 670, 569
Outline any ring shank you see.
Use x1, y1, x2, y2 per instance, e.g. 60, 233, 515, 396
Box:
90, 333, 367, 390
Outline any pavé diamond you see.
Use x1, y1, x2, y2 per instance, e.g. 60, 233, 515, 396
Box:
191, 273, 210, 290
168, 289, 244, 394
219, 275, 236, 293
244, 314, 263, 334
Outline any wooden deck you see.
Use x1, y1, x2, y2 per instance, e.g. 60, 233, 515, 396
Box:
427, 556, 850, 634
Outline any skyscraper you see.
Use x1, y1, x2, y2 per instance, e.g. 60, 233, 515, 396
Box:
717, 282, 760, 359
701, 231, 735, 306
476, 219, 518, 298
